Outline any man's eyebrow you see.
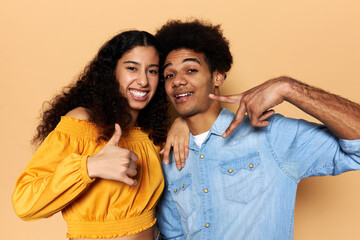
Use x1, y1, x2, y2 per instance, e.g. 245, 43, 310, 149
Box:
162, 58, 201, 70
183, 58, 201, 65
162, 62, 172, 70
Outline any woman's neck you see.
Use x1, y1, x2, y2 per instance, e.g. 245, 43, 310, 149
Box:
129, 109, 139, 127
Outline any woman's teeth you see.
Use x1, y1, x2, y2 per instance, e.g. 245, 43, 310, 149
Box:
130, 89, 147, 97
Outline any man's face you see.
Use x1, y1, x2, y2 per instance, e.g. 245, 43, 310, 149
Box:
163, 49, 215, 117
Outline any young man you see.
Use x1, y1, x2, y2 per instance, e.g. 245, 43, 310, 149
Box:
155, 19, 360, 240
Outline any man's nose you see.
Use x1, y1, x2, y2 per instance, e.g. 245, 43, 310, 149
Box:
172, 73, 187, 87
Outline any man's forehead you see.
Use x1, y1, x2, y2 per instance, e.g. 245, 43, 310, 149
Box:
163, 49, 206, 69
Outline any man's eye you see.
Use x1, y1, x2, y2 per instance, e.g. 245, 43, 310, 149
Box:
188, 69, 198, 73
164, 74, 174, 80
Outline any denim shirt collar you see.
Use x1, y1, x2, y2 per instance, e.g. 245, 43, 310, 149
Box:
189, 108, 235, 151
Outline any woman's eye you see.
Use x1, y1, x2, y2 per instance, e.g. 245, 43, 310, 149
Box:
148, 69, 158, 75
127, 67, 137, 71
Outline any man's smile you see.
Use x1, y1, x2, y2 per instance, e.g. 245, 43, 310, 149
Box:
173, 91, 194, 103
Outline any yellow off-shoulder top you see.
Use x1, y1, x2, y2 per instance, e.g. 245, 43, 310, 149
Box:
12, 116, 164, 239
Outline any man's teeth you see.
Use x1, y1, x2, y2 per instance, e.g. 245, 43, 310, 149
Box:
130, 90, 147, 97
175, 93, 193, 99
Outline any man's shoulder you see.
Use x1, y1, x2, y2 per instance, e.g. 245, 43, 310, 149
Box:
215, 112, 291, 140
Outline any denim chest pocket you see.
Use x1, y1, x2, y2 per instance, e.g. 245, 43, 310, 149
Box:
168, 173, 192, 194
219, 152, 264, 204
167, 174, 194, 218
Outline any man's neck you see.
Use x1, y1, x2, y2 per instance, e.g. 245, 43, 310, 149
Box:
185, 104, 222, 136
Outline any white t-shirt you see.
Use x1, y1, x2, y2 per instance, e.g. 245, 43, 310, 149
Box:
193, 131, 210, 148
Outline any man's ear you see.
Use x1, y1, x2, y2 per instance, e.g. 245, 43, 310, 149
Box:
213, 71, 226, 87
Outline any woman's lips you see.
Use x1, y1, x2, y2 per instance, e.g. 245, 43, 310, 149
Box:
129, 89, 149, 101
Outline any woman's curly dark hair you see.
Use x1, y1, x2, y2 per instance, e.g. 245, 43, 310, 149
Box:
155, 19, 233, 74
32, 30, 168, 146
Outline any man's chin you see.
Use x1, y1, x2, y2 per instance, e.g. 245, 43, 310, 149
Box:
174, 109, 196, 118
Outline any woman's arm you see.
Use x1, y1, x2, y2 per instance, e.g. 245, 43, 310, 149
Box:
12, 126, 94, 220
12, 108, 139, 220
161, 117, 190, 170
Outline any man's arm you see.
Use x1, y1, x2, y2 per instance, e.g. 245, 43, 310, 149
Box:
209, 76, 360, 139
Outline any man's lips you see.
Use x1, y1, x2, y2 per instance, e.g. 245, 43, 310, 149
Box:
173, 91, 194, 103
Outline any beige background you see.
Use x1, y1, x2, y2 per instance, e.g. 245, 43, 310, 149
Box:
1, 0, 360, 239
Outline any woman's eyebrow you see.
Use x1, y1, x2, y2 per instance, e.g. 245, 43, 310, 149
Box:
123, 61, 159, 68
123, 61, 139, 65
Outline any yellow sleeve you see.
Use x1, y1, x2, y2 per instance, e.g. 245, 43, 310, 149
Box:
12, 117, 97, 221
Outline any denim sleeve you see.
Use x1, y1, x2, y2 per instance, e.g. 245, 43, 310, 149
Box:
156, 178, 185, 240
266, 114, 360, 180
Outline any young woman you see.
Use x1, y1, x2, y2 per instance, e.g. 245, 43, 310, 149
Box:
12, 30, 188, 240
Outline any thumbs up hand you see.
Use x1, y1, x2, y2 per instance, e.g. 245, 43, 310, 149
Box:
87, 124, 139, 186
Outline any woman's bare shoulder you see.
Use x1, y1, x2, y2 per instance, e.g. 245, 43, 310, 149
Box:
65, 107, 91, 121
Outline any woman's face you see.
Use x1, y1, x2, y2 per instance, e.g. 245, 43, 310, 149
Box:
115, 46, 159, 115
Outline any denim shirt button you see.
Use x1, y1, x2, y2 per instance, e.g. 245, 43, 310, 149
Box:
200, 154, 205, 159
249, 163, 254, 168
205, 223, 210, 228
204, 188, 208, 193
228, 168, 233, 173
174, 189, 178, 193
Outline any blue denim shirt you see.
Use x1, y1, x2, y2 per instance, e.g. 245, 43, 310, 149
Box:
156, 109, 360, 240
